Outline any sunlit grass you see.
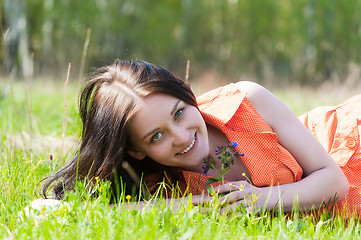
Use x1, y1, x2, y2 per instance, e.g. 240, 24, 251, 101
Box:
0, 80, 81, 136
1, 79, 360, 239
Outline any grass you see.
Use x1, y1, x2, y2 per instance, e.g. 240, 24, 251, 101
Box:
1, 79, 360, 239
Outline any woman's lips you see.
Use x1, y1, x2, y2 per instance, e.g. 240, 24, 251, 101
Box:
176, 134, 197, 155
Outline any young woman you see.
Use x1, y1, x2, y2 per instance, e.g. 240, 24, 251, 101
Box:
38, 60, 355, 214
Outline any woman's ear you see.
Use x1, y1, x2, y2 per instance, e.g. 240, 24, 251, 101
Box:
127, 149, 146, 160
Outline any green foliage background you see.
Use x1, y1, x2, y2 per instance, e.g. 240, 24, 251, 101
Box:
2, 0, 361, 85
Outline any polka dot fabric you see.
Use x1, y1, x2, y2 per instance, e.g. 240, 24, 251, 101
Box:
197, 83, 303, 187
300, 94, 361, 213
145, 83, 303, 196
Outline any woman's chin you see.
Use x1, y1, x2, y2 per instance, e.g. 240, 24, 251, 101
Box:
182, 160, 206, 173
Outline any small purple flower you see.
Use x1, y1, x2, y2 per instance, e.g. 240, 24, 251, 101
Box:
203, 142, 245, 189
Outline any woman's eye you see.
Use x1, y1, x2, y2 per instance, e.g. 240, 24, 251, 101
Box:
175, 108, 184, 119
151, 132, 162, 142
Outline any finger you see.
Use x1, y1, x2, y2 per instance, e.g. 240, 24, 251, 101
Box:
218, 191, 235, 203
245, 205, 262, 215
218, 200, 262, 215
214, 181, 247, 193
191, 195, 213, 205
218, 188, 253, 204
219, 201, 248, 214
213, 182, 237, 193
218, 192, 247, 207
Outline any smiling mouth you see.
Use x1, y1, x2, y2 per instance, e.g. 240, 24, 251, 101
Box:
177, 134, 196, 155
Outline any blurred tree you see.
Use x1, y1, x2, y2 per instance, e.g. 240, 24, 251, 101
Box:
4, 0, 361, 85
3, 0, 33, 78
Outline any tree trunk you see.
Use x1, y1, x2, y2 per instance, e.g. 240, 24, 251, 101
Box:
4, 0, 33, 78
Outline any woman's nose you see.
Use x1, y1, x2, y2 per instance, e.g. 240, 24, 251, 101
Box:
171, 127, 189, 146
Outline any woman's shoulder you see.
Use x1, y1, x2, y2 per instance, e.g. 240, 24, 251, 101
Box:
234, 81, 270, 101
196, 81, 271, 111
196, 82, 250, 109
196, 81, 272, 118
235, 81, 299, 130
196, 81, 261, 101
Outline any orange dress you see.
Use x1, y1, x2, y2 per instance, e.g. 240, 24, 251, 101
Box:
300, 94, 361, 213
145, 83, 361, 213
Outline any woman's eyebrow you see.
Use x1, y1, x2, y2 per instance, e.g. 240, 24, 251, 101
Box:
142, 100, 181, 141
142, 128, 161, 141
170, 100, 181, 116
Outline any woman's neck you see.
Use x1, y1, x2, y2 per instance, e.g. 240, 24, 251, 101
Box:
206, 124, 230, 155
205, 123, 251, 182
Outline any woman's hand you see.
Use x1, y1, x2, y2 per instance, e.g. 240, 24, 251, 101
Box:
214, 181, 277, 213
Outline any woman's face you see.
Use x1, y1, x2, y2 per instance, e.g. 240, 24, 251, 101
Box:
127, 93, 209, 172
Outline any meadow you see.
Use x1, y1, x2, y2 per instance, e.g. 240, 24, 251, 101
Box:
1, 79, 361, 239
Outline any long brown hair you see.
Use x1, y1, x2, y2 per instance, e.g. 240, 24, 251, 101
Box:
41, 60, 197, 200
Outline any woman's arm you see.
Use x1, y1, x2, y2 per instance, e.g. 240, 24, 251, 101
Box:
215, 81, 349, 213
30, 194, 212, 213
111, 194, 212, 212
